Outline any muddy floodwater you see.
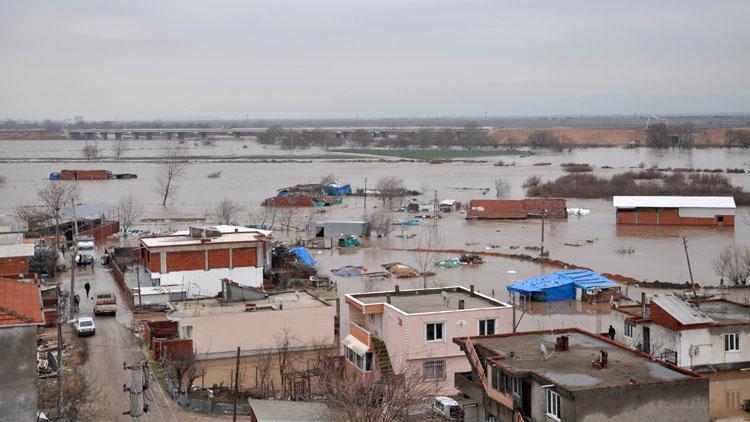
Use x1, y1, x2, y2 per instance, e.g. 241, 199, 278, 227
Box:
2, 139, 750, 419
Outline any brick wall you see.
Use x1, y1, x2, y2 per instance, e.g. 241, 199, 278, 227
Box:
166, 250, 205, 272
144, 251, 161, 273
80, 221, 119, 241
60, 169, 109, 180
154, 338, 193, 361
208, 249, 230, 270
649, 302, 683, 331
0, 257, 29, 274
143, 320, 179, 349
617, 208, 732, 227
232, 248, 257, 268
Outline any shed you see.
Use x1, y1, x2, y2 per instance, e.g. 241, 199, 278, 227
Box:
291, 246, 317, 267
466, 199, 567, 220
310, 220, 368, 238
613, 196, 736, 226
507, 270, 620, 302
507, 273, 576, 301
439, 199, 461, 213
324, 183, 352, 196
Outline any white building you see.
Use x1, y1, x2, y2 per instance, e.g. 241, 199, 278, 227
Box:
612, 294, 750, 371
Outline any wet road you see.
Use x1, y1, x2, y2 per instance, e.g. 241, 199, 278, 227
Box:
59, 248, 233, 421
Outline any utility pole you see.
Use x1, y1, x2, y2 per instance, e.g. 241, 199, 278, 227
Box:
433, 190, 438, 229
233, 346, 240, 422
57, 318, 63, 411
68, 199, 79, 320
136, 262, 142, 310
540, 209, 546, 257
363, 177, 367, 221
123, 361, 147, 422
683, 237, 699, 309
511, 292, 517, 333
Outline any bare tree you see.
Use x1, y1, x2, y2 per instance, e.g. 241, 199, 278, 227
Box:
37, 376, 105, 421
321, 173, 337, 185
81, 144, 99, 161
494, 177, 510, 198
247, 206, 277, 229
111, 138, 128, 160
163, 348, 204, 400
156, 146, 188, 206
412, 226, 443, 288
352, 129, 371, 149
212, 198, 243, 225
375, 176, 405, 207
366, 210, 393, 237
117, 195, 143, 235
314, 352, 441, 422
16, 204, 53, 232
713, 244, 750, 286
37, 182, 80, 252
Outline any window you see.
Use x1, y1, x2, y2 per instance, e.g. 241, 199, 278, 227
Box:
512, 377, 521, 397
546, 389, 561, 421
491, 366, 501, 390
725, 333, 740, 352
423, 360, 446, 380
503, 372, 512, 394
479, 318, 496, 336
426, 322, 444, 342
624, 321, 634, 339
345, 346, 374, 372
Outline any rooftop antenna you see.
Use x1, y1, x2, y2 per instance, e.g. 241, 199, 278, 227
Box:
682, 236, 700, 310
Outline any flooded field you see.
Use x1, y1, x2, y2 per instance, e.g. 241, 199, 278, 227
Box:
3, 139, 750, 418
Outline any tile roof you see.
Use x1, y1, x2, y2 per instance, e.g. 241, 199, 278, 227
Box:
0, 278, 45, 326
467, 199, 567, 219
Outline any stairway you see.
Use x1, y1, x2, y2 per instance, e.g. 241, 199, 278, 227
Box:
372, 337, 394, 376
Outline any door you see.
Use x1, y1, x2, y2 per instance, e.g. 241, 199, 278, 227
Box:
643, 326, 651, 354
521, 380, 532, 417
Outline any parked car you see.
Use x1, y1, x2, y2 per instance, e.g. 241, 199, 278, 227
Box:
75, 317, 96, 336
93, 292, 117, 316
432, 396, 464, 421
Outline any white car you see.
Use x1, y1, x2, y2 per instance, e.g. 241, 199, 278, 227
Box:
75, 317, 96, 336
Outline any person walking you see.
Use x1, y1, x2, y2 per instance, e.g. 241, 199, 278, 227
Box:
608, 325, 616, 340
84, 282, 91, 299
73, 294, 80, 313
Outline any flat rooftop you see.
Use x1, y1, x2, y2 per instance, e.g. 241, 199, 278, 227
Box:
349, 286, 509, 314
140, 231, 268, 248
464, 330, 697, 391
169, 290, 328, 318
698, 300, 750, 325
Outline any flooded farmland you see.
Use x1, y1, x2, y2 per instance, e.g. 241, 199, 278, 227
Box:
3, 139, 750, 419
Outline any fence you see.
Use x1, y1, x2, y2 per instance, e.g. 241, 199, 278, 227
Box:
107, 249, 134, 309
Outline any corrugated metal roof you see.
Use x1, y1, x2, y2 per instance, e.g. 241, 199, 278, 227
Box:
613, 196, 736, 209
0, 243, 35, 259
342, 334, 369, 356
651, 294, 715, 325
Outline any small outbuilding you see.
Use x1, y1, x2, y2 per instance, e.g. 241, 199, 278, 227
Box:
466, 199, 567, 220
507, 270, 620, 302
310, 220, 369, 238
439, 199, 461, 213
613, 196, 735, 227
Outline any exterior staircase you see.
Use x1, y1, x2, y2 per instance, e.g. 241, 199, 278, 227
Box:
372, 337, 394, 376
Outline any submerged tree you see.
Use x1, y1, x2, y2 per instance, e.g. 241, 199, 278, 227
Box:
156, 146, 188, 206
37, 181, 80, 252
713, 244, 750, 286
211, 198, 243, 225
117, 195, 143, 234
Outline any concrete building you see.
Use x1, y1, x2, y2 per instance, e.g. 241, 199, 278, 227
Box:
612, 294, 750, 371
0, 243, 35, 274
0, 276, 45, 421
454, 328, 708, 422
466, 199, 567, 220
439, 199, 461, 213
139, 225, 271, 298
309, 220, 369, 238
344, 286, 512, 395
613, 196, 736, 226
167, 290, 337, 396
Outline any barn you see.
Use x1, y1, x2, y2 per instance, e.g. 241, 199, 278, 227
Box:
613, 196, 735, 226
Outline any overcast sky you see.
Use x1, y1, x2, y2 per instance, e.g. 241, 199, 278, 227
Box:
1, 0, 749, 120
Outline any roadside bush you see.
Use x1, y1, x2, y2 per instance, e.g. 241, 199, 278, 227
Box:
561, 163, 593, 173
527, 130, 563, 151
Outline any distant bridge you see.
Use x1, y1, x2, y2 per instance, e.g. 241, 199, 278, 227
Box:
64, 126, 490, 140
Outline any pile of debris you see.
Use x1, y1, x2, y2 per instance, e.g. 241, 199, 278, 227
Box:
382, 262, 419, 278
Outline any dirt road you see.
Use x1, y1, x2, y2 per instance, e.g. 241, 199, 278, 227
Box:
60, 251, 233, 421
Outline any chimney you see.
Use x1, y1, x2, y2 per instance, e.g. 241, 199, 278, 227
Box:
600, 350, 608, 368
395, 285, 400, 293
470, 285, 475, 296
458, 299, 465, 310
555, 335, 569, 352
386, 294, 391, 304
641, 292, 647, 319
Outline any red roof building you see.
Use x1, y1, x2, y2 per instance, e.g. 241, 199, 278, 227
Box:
0, 277, 44, 326
466, 199, 567, 220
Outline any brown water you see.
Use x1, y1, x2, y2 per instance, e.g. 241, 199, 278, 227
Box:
4, 139, 749, 418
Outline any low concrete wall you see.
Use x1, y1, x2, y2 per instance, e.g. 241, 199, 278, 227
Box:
108, 249, 134, 309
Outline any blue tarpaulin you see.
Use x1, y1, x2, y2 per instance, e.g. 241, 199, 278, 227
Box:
557, 269, 618, 291
291, 246, 317, 266
507, 270, 617, 301
325, 183, 351, 196
332, 265, 365, 277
